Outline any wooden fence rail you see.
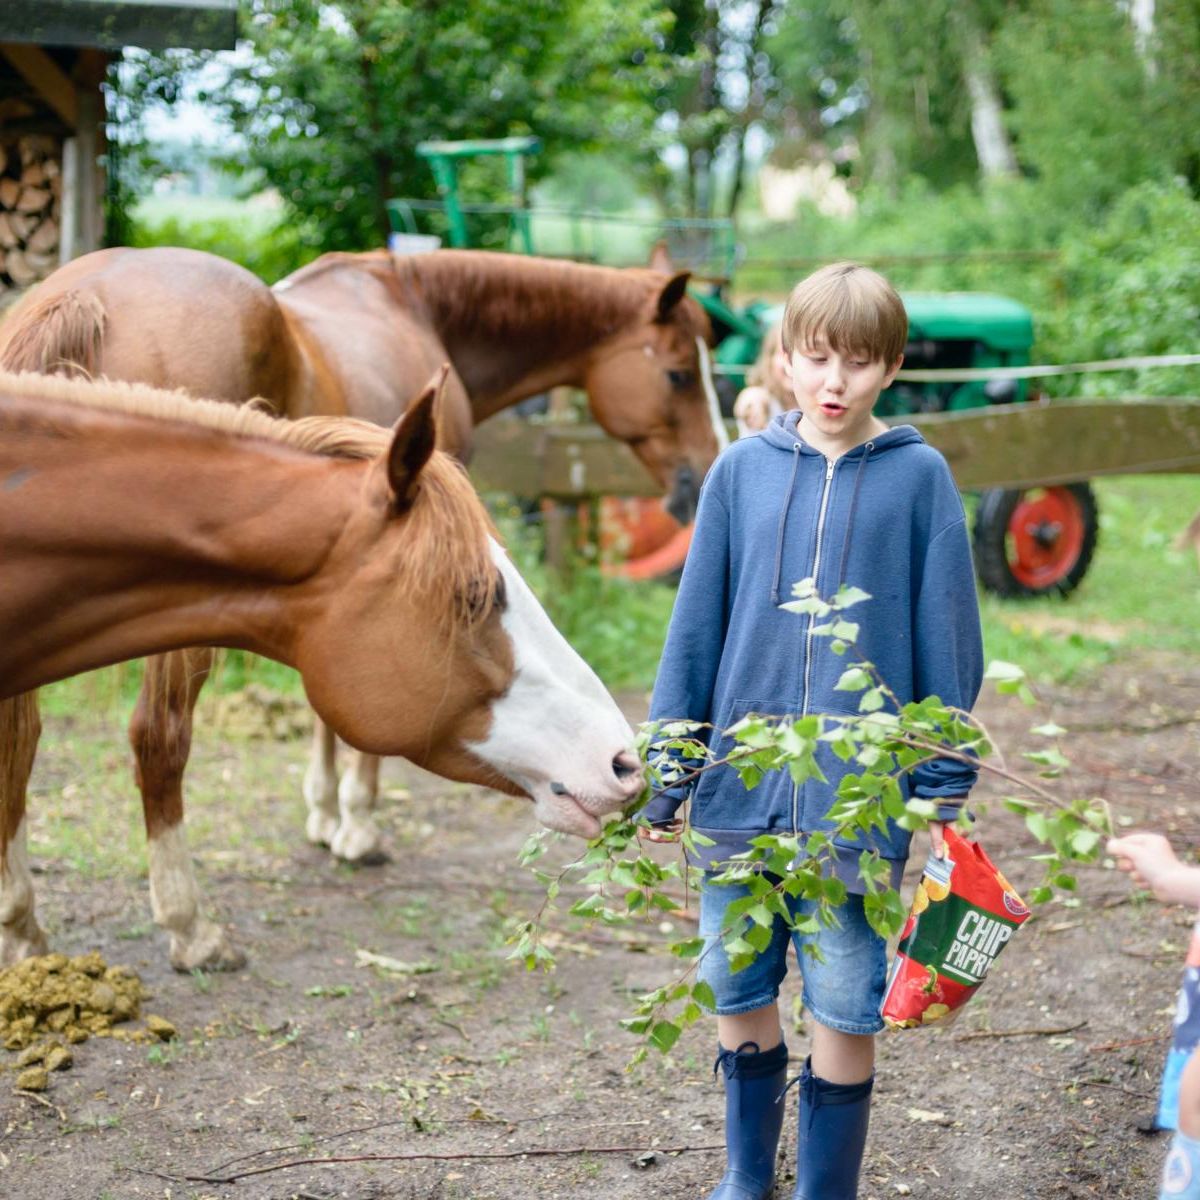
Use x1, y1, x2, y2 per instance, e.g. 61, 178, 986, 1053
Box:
468, 399, 1200, 500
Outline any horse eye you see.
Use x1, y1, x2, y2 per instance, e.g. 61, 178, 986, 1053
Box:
667, 369, 694, 389
465, 572, 506, 619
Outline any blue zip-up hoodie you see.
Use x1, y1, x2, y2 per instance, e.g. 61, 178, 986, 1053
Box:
643, 410, 984, 892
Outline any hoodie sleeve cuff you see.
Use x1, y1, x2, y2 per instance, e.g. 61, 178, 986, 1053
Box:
911, 755, 978, 801
640, 788, 688, 827
933, 798, 971, 824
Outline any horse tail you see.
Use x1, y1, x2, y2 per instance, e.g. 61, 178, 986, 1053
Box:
0, 287, 107, 377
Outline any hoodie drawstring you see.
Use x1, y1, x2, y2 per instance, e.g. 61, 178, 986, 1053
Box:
769, 443, 802, 606
834, 441, 874, 588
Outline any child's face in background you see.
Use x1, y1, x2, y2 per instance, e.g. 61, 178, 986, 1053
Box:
785, 335, 901, 450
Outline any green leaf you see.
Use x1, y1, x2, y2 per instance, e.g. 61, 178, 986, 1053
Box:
835, 667, 871, 692
984, 660, 1026, 682
652, 1022, 681, 1051
692, 981, 717, 1010
833, 585, 871, 608
1025, 812, 1052, 842
670, 937, 706, 958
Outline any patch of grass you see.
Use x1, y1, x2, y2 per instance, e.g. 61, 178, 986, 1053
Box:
978, 476, 1200, 683
305, 983, 353, 998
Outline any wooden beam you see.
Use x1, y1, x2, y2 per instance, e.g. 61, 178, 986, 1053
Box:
467, 400, 1200, 499
0, 43, 78, 128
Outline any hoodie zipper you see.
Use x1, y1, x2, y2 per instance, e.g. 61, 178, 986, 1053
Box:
792, 453, 837, 834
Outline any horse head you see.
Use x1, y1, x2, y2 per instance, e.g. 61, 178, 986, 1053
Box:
582, 271, 726, 525
293, 368, 643, 838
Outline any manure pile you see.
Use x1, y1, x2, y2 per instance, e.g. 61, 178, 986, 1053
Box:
0, 952, 176, 1092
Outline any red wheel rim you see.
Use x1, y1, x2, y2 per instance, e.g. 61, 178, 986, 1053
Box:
1006, 487, 1086, 589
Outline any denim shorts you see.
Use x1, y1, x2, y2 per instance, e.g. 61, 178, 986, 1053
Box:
697, 873, 888, 1036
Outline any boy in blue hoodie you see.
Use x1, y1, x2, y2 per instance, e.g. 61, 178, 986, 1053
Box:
642, 262, 984, 1200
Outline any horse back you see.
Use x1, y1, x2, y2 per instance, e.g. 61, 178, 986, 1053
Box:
0, 246, 294, 408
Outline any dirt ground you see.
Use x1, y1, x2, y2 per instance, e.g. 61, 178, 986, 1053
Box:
3, 657, 1199, 1200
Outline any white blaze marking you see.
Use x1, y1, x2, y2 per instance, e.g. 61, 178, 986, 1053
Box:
467, 540, 638, 838
696, 336, 729, 452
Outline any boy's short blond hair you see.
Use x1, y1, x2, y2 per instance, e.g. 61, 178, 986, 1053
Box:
781, 262, 907, 366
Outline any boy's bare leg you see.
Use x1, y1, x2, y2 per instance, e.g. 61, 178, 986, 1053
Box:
1180, 1048, 1200, 1138
717, 1010, 875, 1081
718, 1002, 784, 1051
812, 1023, 874, 1083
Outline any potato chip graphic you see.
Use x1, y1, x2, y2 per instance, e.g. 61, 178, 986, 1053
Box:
925, 877, 950, 902
921, 1003, 951, 1024
911, 881, 930, 915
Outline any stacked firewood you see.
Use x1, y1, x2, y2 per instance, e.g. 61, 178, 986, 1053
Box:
0, 135, 61, 292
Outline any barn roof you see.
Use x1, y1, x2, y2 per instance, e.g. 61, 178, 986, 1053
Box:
0, 1, 237, 51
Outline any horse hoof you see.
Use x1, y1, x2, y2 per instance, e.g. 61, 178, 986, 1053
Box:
305, 810, 338, 848
169, 922, 247, 973
0, 929, 50, 966
329, 822, 388, 865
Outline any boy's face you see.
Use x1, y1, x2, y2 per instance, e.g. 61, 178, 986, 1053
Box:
785, 335, 902, 448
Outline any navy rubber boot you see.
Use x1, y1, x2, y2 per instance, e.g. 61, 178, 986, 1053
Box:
707, 1040, 790, 1200
791, 1057, 873, 1200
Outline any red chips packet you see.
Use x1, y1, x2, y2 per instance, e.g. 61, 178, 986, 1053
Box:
881, 826, 1031, 1030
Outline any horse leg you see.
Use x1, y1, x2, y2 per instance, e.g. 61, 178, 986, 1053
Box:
130, 648, 246, 972
302, 719, 340, 847
0, 692, 49, 964
331, 751, 386, 864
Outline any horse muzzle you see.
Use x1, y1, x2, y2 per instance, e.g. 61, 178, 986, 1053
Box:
664, 463, 699, 526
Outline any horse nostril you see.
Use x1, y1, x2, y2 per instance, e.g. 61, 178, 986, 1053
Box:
612, 752, 641, 783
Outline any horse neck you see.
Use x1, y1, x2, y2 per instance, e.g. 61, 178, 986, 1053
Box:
404, 252, 656, 419
0, 412, 357, 692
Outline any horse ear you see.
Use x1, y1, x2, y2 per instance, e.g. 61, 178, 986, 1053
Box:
655, 271, 691, 323
386, 363, 448, 512
648, 239, 674, 274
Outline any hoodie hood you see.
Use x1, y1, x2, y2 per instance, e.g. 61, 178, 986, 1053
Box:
761, 409, 925, 456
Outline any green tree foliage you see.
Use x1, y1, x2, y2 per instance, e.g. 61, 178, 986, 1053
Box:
229, 0, 676, 248
123, 1, 672, 250
994, 0, 1170, 217
647, 0, 784, 218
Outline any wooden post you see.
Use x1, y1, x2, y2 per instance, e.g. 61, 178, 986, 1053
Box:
59, 136, 78, 264
542, 386, 579, 577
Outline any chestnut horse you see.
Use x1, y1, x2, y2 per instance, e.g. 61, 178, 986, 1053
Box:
0, 368, 641, 967
0, 246, 721, 943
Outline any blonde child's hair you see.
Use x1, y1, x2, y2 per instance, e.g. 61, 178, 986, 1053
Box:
746, 320, 790, 404
781, 262, 907, 365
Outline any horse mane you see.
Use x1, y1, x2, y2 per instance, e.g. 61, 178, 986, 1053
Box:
0, 368, 390, 461
0, 369, 497, 624
279, 249, 710, 348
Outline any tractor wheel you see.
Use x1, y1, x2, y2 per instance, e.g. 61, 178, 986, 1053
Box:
972, 483, 1098, 597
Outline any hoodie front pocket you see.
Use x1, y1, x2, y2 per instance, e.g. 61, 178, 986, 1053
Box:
690, 699, 798, 834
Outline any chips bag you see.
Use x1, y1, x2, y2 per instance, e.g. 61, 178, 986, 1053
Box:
881, 826, 1031, 1029
1155, 915, 1200, 1131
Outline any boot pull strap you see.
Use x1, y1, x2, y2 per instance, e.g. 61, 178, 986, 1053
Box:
712, 1040, 763, 1077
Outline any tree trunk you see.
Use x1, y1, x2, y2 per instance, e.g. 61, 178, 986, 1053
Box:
1128, 0, 1157, 76
953, 4, 1018, 179
726, 0, 777, 220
